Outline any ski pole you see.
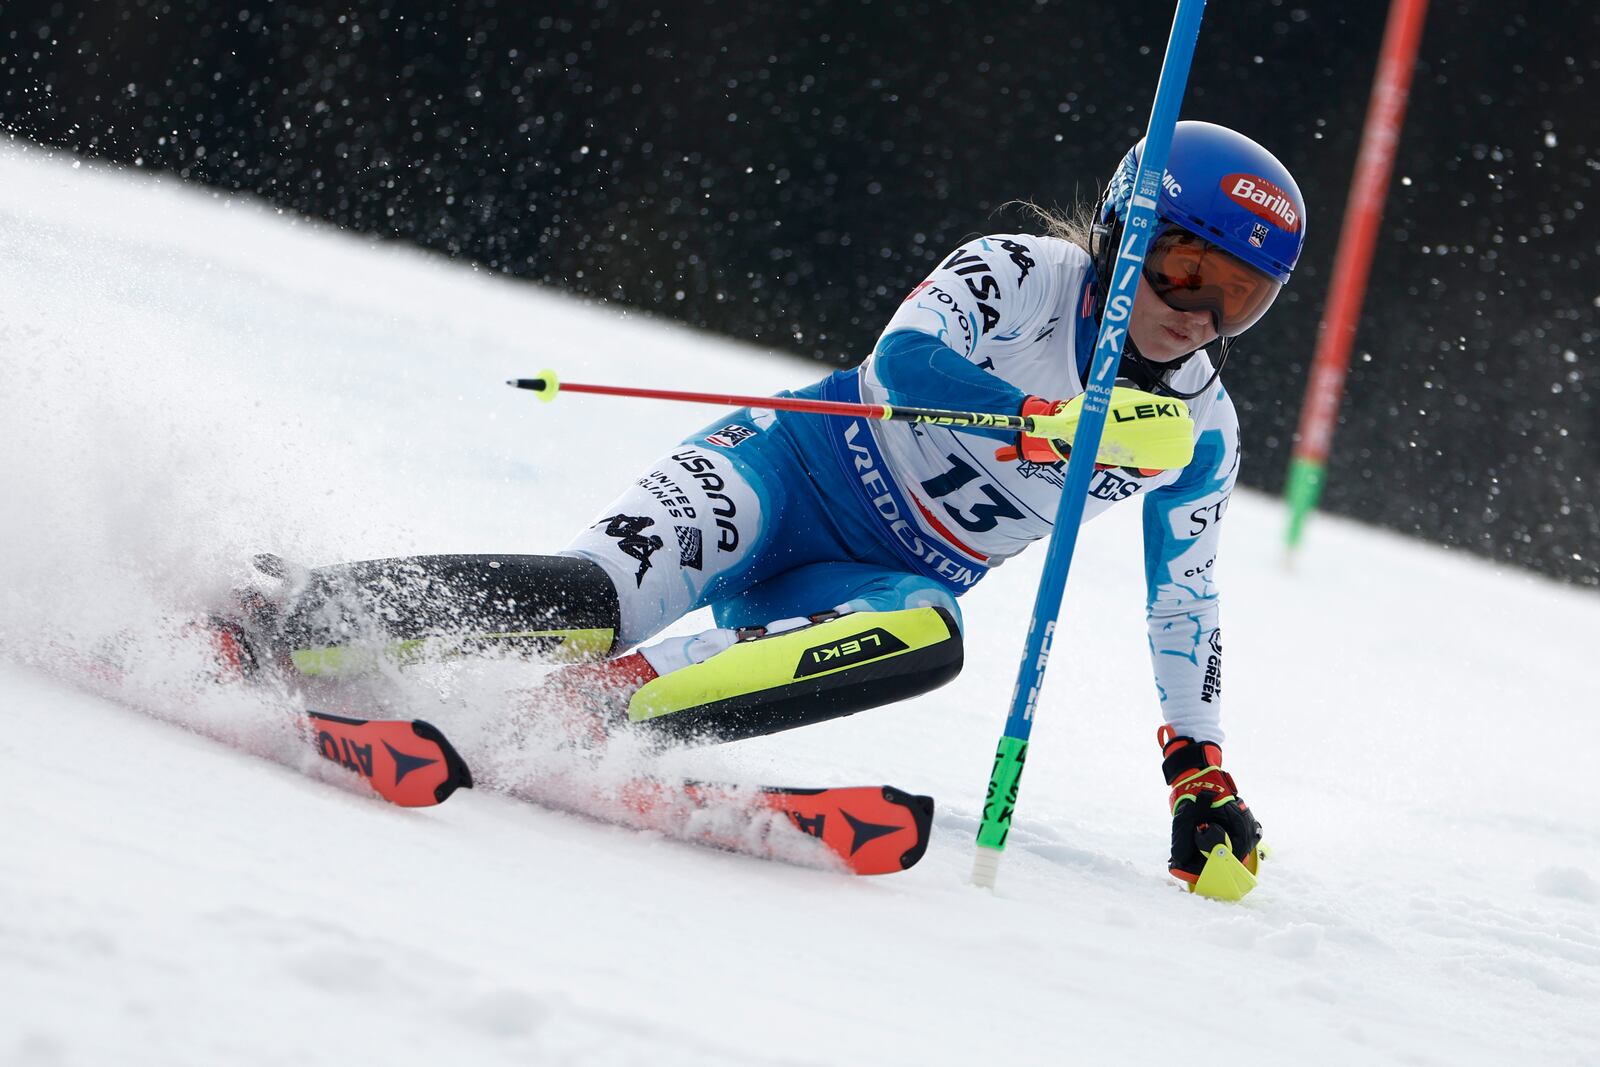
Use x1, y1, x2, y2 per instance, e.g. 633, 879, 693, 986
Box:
510, 370, 1055, 436
970, 0, 1208, 890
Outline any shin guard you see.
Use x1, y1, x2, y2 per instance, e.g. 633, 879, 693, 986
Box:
624, 607, 963, 743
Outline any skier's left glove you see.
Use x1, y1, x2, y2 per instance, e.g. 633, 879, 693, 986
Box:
1158, 726, 1263, 884
1005, 387, 1195, 472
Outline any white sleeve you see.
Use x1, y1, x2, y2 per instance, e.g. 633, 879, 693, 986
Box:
1141, 389, 1240, 743
874, 234, 1061, 359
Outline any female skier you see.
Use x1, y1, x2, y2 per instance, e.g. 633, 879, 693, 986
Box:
221, 121, 1306, 886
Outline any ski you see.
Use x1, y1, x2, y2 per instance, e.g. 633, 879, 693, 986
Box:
31, 640, 474, 809
35, 635, 929, 870
590, 778, 935, 875
302, 708, 932, 873
304, 711, 473, 808
743, 783, 934, 875
301, 710, 932, 872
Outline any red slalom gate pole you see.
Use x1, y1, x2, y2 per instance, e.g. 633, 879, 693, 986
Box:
1284, 0, 1429, 554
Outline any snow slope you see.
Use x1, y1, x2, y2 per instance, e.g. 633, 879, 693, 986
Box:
2, 141, 1597, 1067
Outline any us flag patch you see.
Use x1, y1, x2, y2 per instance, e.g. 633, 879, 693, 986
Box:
705, 424, 756, 448
1249, 222, 1270, 248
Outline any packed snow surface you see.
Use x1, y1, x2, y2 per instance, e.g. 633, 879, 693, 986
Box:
2, 143, 1596, 1067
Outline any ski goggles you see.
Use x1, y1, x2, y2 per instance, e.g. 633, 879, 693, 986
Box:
1142, 225, 1282, 337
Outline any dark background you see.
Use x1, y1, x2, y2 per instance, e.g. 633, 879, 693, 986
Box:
3, 0, 1595, 585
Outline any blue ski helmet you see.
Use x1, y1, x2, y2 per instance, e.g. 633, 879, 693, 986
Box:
1091, 121, 1307, 397
1100, 120, 1307, 286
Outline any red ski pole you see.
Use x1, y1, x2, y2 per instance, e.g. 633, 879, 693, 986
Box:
511, 371, 1195, 472
509, 370, 1036, 434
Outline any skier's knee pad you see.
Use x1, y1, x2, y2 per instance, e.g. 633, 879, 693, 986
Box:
281, 553, 623, 675
624, 606, 963, 743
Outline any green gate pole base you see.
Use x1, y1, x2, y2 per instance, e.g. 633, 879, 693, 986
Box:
1284, 456, 1327, 552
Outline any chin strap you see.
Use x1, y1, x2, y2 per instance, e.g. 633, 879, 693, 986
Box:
1126, 336, 1232, 402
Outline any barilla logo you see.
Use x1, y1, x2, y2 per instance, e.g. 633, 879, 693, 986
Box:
1223, 174, 1300, 232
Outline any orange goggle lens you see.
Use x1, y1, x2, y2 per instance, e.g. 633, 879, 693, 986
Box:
1143, 228, 1281, 337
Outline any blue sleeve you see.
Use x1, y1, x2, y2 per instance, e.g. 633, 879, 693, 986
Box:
872, 328, 1028, 442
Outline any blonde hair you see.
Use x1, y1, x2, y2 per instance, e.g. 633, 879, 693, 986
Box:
1003, 199, 1099, 254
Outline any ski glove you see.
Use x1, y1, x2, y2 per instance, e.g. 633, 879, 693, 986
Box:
1158, 726, 1263, 884
1006, 387, 1195, 472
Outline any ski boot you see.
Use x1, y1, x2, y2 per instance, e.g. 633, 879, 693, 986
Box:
200, 553, 301, 684
515, 652, 660, 748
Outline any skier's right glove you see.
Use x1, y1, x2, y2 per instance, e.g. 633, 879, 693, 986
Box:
1005, 387, 1195, 472
1158, 726, 1263, 885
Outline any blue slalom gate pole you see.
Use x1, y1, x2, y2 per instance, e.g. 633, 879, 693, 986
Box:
971, 0, 1209, 888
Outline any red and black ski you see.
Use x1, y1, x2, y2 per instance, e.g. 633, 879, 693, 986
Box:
532, 776, 935, 875
38, 634, 929, 869
686, 781, 934, 875
304, 711, 473, 807
301, 711, 934, 872
32, 640, 475, 809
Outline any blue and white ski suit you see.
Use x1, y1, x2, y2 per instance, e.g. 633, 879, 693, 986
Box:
565, 234, 1238, 742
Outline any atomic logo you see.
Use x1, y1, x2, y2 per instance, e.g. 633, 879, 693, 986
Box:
842, 810, 901, 855
384, 741, 439, 784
